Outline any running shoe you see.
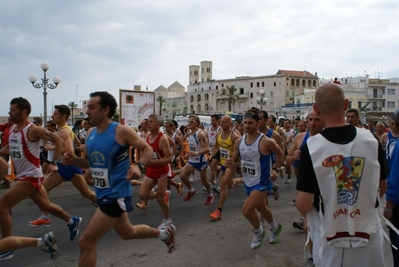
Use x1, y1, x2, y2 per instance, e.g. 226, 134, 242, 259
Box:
209, 208, 222, 221
164, 190, 170, 207
184, 189, 197, 201
158, 218, 173, 229
163, 225, 176, 253
189, 174, 196, 182
202, 187, 208, 192
136, 201, 147, 211
250, 228, 266, 249
28, 217, 51, 228
285, 177, 292, 184
41, 231, 59, 260
213, 187, 221, 195
0, 251, 13, 261
269, 223, 283, 244
68, 216, 82, 241
272, 183, 279, 200
176, 182, 183, 196
293, 219, 304, 231
205, 194, 215, 205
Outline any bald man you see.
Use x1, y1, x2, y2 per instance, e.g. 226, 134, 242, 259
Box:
296, 83, 387, 267
209, 115, 241, 221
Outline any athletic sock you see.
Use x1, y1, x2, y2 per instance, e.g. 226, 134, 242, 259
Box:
67, 218, 74, 225
158, 229, 169, 241
37, 238, 43, 248
269, 220, 278, 230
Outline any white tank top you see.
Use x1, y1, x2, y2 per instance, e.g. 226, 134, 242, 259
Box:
9, 123, 43, 178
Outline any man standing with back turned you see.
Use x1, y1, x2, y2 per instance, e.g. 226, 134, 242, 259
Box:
296, 83, 387, 266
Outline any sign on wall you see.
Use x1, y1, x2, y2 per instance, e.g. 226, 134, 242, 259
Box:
119, 89, 155, 129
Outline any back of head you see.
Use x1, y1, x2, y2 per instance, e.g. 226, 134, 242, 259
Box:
315, 84, 345, 115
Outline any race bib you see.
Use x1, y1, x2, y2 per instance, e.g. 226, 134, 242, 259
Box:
241, 160, 259, 177
220, 148, 230, 159
10, 144, 23, 160
91, 168, 110, 189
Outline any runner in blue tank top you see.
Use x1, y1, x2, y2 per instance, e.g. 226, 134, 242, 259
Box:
62, 91, 177, 266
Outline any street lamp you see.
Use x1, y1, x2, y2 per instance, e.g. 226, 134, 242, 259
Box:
29, 63, 61, 126
256, 89, 268, 110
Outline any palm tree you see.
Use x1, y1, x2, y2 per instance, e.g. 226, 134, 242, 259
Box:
67, 101, 78, 125
156, 95, 167, 116
219, 85, 245, 112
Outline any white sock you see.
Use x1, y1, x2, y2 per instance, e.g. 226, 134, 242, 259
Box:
37, 238, 43, 248
269, 220, 278, 230
254, 227, 263, 234
41, 214, 50, 220
67, 218, 74, 225
189, 188, 195, 193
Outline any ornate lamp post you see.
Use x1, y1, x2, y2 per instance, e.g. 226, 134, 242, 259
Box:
256, 89, 268, 111
29, 63, 61, 126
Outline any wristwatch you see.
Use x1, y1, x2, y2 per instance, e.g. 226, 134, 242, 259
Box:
137, 162, 146, 174
49, 160, 58, 165
195, 151, 199, 156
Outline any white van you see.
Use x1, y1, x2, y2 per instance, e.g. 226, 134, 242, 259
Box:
173, 115, 212, 129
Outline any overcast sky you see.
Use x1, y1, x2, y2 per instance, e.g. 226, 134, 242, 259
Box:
1, 0, 398, 117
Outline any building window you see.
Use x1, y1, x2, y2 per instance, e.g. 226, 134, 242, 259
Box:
262, 82, 265, 87
358, 101, 362, 108
240, 88, 244, 94
302, 80, 306, 87
388, 89, 395, 95
222, 84, 224, 87
273, 82, 276, 87
250, 82, 253, 88
250, 93, 253, 98
388, 101, 395, 108
270, 91, 274, 97
296, 79, 300, 86
216, 86, 218, 90
257, 82, 259, 87
286, 90, 289, 97
291, 79, 295, 86
349, 101, 352, 109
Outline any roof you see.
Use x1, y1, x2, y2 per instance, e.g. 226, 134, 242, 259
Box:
153, 85, 168, 92
168, 81, 184, 89
276, 70, 315, 77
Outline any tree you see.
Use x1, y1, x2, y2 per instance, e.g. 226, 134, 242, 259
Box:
156, 95, 167, 116
220, 85, 245, 112
67, 101, 78, 125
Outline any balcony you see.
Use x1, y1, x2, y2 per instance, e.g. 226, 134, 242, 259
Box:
367, 94, 384, 99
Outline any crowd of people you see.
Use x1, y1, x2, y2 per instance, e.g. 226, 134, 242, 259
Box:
0, 84, 397, 266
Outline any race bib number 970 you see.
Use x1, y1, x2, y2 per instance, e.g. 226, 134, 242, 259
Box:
91, 168, 110, 189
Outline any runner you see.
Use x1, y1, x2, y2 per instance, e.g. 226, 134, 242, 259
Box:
0, 97, 82, 260
137, 114, 174, 229
228, 109, 284, 249
180, 115, 214, 205
209, 115, 241, 220
62, 91, 176, 267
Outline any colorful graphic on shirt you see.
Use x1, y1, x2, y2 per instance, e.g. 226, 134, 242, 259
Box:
329, 156, 365, 206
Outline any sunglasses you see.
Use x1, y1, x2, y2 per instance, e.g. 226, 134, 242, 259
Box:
188, 120, 197, 123
244, 113, 259, 120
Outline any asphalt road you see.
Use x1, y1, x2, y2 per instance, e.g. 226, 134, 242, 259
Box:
0, 170, 394, 267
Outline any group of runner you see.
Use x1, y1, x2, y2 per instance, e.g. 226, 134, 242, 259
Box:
0, 85, 397, 266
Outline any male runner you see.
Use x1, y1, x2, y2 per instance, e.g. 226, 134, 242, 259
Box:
180, 115, 214, 205
138, 114, 174, 229
62, 91, 176, 267
0, 97, 81, 260
209, 115, 241, 220
228, 109, 284, 249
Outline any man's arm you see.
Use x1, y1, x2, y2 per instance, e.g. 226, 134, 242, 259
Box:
193, 131, 209, 156
209, 132, 221, 159
149, 135, 173, 166
286, 133, 304, 166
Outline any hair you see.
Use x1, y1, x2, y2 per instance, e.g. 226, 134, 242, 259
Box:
269, 115, 276, 123
90, 91, 117, 118
165, 121, 174, 127
285, 119, 291, 124
172, 119, 178, 128
298, 120, 307, 128
180, 125, 186, 134
10, 97, 31, 115
33, 117, 43, 125
149, 114, 163, 125
245, 109, 260, 122
47, 120, 57, 129
211, 114, 220, 120
258, 110, 268, 119
54, 105, 71, 120
74, 119, 83, 126
189, 115, 200, 125
235, 118, 242, 124
346, 108, 359, 118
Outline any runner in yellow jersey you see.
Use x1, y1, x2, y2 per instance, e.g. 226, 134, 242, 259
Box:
209, 115, 241, 220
